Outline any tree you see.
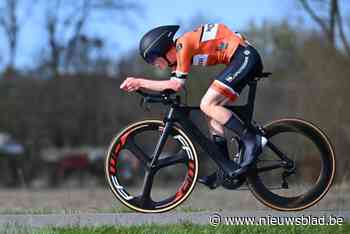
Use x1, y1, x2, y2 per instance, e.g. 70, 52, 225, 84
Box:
67, 35, 108, 75
40, 0, 139, 78
298, 0, 350, 55
0, 0, 19, 70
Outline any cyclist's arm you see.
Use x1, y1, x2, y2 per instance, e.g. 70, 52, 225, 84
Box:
120, 77, 183, 92
138, 78, 183, 92
136, 67, 188, 92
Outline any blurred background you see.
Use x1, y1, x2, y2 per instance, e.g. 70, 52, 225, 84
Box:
0, 0, 349, 213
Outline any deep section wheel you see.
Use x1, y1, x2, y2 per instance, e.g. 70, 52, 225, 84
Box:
247, 118, 336, 211
105, 120, 199, 213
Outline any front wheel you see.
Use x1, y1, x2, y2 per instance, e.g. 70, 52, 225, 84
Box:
105, 120, 199, 213
247, 118, 336, 211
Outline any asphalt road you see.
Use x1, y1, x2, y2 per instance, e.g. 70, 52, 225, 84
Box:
0, 210, 348, 227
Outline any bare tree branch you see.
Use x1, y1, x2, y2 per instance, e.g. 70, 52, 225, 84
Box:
298, 0, 338, 46
335, 1, 350, 55
46, 0, 62, 78
298, 0, 350, 54
0, 17, 10, 35
299, 0, 330, 36
329, 0, 337, 45
91, 0, 139, 11
64, 0, 91, 69
40, 0, 140, 77
0, 0, 19, 69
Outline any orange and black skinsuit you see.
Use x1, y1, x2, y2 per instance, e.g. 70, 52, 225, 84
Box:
170, 23, 263, 101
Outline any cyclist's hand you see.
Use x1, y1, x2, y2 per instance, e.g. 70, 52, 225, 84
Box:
120, 77, 141, 92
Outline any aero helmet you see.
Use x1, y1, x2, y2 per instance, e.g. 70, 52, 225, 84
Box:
139, 25, 180, 64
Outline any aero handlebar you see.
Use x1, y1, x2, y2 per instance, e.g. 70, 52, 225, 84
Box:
136, 89, 180, 107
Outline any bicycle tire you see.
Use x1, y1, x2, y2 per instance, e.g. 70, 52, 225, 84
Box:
246, 118, 336, 211
105, 119, 199, 213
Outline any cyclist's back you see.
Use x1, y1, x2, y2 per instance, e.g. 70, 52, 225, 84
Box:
174, 23, 246, 73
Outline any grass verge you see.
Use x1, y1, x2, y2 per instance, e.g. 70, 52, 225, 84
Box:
1, 223, 349, 234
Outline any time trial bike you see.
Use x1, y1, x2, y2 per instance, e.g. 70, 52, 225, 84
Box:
105, 72, 336, 213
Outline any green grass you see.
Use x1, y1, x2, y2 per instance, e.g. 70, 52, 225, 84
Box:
1, 223, 349, 234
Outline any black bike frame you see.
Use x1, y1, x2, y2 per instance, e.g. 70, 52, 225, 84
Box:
135, 77, 296, 203
145, 78, 294, 178
148, 80, 261, 175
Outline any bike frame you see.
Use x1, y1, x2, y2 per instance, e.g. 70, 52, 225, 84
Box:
139, 77, 295, 184
146, 79, 288, 177
165, 81, 259, 174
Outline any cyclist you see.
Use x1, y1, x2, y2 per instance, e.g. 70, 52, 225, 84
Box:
120, 24, 267, 186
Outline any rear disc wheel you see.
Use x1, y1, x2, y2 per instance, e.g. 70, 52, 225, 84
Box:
247, 118, 336, 211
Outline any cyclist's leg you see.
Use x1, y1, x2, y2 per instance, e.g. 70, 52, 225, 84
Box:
208, 118, 224, 137
201, 87, 242, 146
201, 88, 234, 150
198, 90, 237, 186
201, 44, 262, 126
201, 44, 266, 176
206, 97, 232, 160
200, 88, 237, 126
206, 94, 232, 137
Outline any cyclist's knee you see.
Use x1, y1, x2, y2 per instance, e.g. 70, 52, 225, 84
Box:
200, 88, 227, 116
201, 99, 221, 119
208, 119, 224, 136
200, 98, 206, 112
200, 97, 213, 115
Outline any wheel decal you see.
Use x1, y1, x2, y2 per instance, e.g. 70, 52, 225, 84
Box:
105, 120, 198, 213
109, 166, 116, 175
174, 160, 195, 202
111, 175, 133, 200
114, 143, 121, 154
120, 130, 132, 145
174, 135, 194, 160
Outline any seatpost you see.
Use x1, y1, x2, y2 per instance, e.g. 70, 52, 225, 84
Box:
247, 80, 257, 123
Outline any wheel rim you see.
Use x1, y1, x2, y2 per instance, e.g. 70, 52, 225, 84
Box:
105, 120, 198, 213
247, 118, 336, 211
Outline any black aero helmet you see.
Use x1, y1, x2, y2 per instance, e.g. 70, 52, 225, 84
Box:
139, 25, 180, 64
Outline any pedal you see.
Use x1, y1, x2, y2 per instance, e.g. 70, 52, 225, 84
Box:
222, 174, 246, 190
197, 177, 216, 190
197, 170, 224, 190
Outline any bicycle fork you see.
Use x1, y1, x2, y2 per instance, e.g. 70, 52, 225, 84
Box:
140, 109, 174, 204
